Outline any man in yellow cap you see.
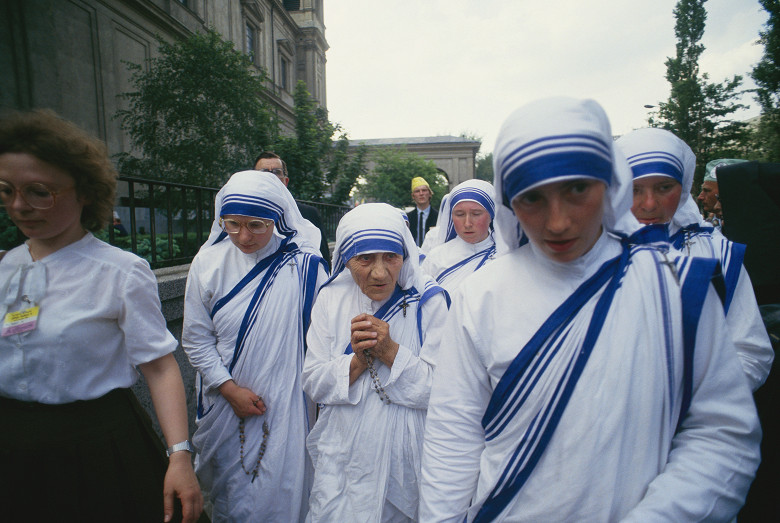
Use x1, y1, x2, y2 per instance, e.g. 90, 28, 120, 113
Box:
407, 177, 439, 246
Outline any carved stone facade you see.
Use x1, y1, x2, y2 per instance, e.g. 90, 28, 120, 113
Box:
349, 136, 482, 190
0, 0, 328, 158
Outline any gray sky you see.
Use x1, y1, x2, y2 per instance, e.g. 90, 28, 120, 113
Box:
324, 0, 768, 155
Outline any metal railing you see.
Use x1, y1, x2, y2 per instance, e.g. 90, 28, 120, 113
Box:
111, 176, 350, 269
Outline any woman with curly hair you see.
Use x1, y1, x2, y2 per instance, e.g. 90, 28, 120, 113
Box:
0, 109, 203, 522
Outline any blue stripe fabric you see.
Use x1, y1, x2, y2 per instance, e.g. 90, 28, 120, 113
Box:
475, 248, 628, 522
500, 133, 613, 206
674, 256, 718, 433
625, 150, 684, 183
435, 246, 496, 286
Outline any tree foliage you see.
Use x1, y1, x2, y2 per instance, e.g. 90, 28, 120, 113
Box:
475, 152, 494, 182
651, 0, 750, 188
115, 30, 275, 187
751, 0, 780, 161
356, 148, 448, 209
273, 81, 366, 203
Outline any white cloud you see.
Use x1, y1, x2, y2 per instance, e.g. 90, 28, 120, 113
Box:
325, 0, 768, 153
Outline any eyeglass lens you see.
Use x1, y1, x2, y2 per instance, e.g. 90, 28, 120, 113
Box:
0, 181, 56, 209
222, 218, 271, 235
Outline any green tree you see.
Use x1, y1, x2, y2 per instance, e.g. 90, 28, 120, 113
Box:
357, 148, 448, 209
651, 0, 749, 188
475, 152, 494, 182
274, 81, 366, 203
327, 136, 368, 205
115, 30, 275, 187
751, 0, 780, 161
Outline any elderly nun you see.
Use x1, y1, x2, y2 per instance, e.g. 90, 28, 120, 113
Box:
421, 179, 496, 292
182, 171, 328, 521
419, 97, 760, 522
616, 128, 772, 391
302, 203, 449, 522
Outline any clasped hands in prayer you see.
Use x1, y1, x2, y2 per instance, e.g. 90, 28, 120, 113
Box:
349, 313, 399, 384
219, 379, 267, 418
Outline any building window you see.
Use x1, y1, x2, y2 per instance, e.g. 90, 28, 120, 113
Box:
280, 56, 290, 91
246, 23, 257, 64
283, 0, 300, 10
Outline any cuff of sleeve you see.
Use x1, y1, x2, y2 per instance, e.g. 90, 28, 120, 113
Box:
342, 355, 364, 405
385, 344, 412, 387
203, 367, 233, 392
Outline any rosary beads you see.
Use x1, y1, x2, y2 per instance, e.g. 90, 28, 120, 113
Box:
239, 418, 270, 482
364, 350, 392, 405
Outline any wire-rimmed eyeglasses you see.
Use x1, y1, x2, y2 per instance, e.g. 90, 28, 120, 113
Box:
0, 180, 74, 210
219, 217, 274, 235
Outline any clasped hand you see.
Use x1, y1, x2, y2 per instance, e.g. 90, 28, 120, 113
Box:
350, 313, 399, 368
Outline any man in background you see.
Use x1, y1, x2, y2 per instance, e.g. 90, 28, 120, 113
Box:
407, 176, 438, 247
254, 152, 331, 268
698, 159, 747, 228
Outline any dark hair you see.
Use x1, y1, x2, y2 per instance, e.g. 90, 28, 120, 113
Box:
0, 109, 117, 232
253, 151, 288, 177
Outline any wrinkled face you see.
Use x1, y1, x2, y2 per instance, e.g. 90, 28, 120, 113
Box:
631, 176, 683, 225
0, 152, 85, 247
511, 179, 605, 263
223, 214, 275, 254
452, 200, 491, 244
255, 157, 288, 187
412, 185, 432, 208
347, 252, 404, 302
697, 181, 718, 213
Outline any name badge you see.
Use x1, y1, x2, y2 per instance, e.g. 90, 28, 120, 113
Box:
2, 306, 40, 337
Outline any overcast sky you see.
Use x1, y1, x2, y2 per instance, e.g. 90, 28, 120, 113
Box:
324, 0, 769, 155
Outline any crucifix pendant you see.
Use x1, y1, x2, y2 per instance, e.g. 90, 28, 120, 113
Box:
399, 299, 409, 317
288, 260, 297, 273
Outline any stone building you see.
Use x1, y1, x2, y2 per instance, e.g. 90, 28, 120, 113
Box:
0, 0, 328, 158
349, 135, 482, 190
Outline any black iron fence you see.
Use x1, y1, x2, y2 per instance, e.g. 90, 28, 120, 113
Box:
1, 176, 350, 269
110, 176, 350, 269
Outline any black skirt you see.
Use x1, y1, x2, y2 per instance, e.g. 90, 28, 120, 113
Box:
0, 388, 182, 522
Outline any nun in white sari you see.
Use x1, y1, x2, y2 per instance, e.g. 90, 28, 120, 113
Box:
303, 203, 450, 522
421, 180, 496, 292
616, 127, 773, 391
419, 98, 760, 522
182, 171, 328, 522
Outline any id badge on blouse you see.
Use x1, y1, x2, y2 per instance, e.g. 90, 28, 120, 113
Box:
2, 304, 39, 337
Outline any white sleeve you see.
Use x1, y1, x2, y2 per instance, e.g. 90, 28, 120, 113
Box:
382, 292, 449, 409
303, 289, 366, 405
121, 259, 178, 365
181, 257, 232, 391
419, 292, 491, 522
622, 287, 762, 522
726, 266, 774, 391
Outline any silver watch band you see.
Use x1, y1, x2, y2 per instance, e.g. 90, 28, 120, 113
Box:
166, 440, 194, 457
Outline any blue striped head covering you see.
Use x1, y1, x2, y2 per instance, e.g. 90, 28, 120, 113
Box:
202, 170, 322, 255
325, 203, 422, 290
493, 97, 639, 253
615, 128, 700, 234
441, 180, 496, 243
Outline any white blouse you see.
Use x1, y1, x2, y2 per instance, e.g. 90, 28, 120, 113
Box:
0, 233, 177, 404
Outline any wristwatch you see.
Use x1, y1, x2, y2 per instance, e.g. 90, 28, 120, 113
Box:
166, 440, 194, 457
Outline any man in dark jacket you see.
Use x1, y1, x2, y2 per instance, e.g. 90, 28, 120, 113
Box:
254, 152, 331, 268
406, 176, 438, 247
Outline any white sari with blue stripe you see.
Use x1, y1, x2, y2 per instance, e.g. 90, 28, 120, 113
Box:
421, 233, 760, 522
183, 171, 328, 522
303, 204, 450, 522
